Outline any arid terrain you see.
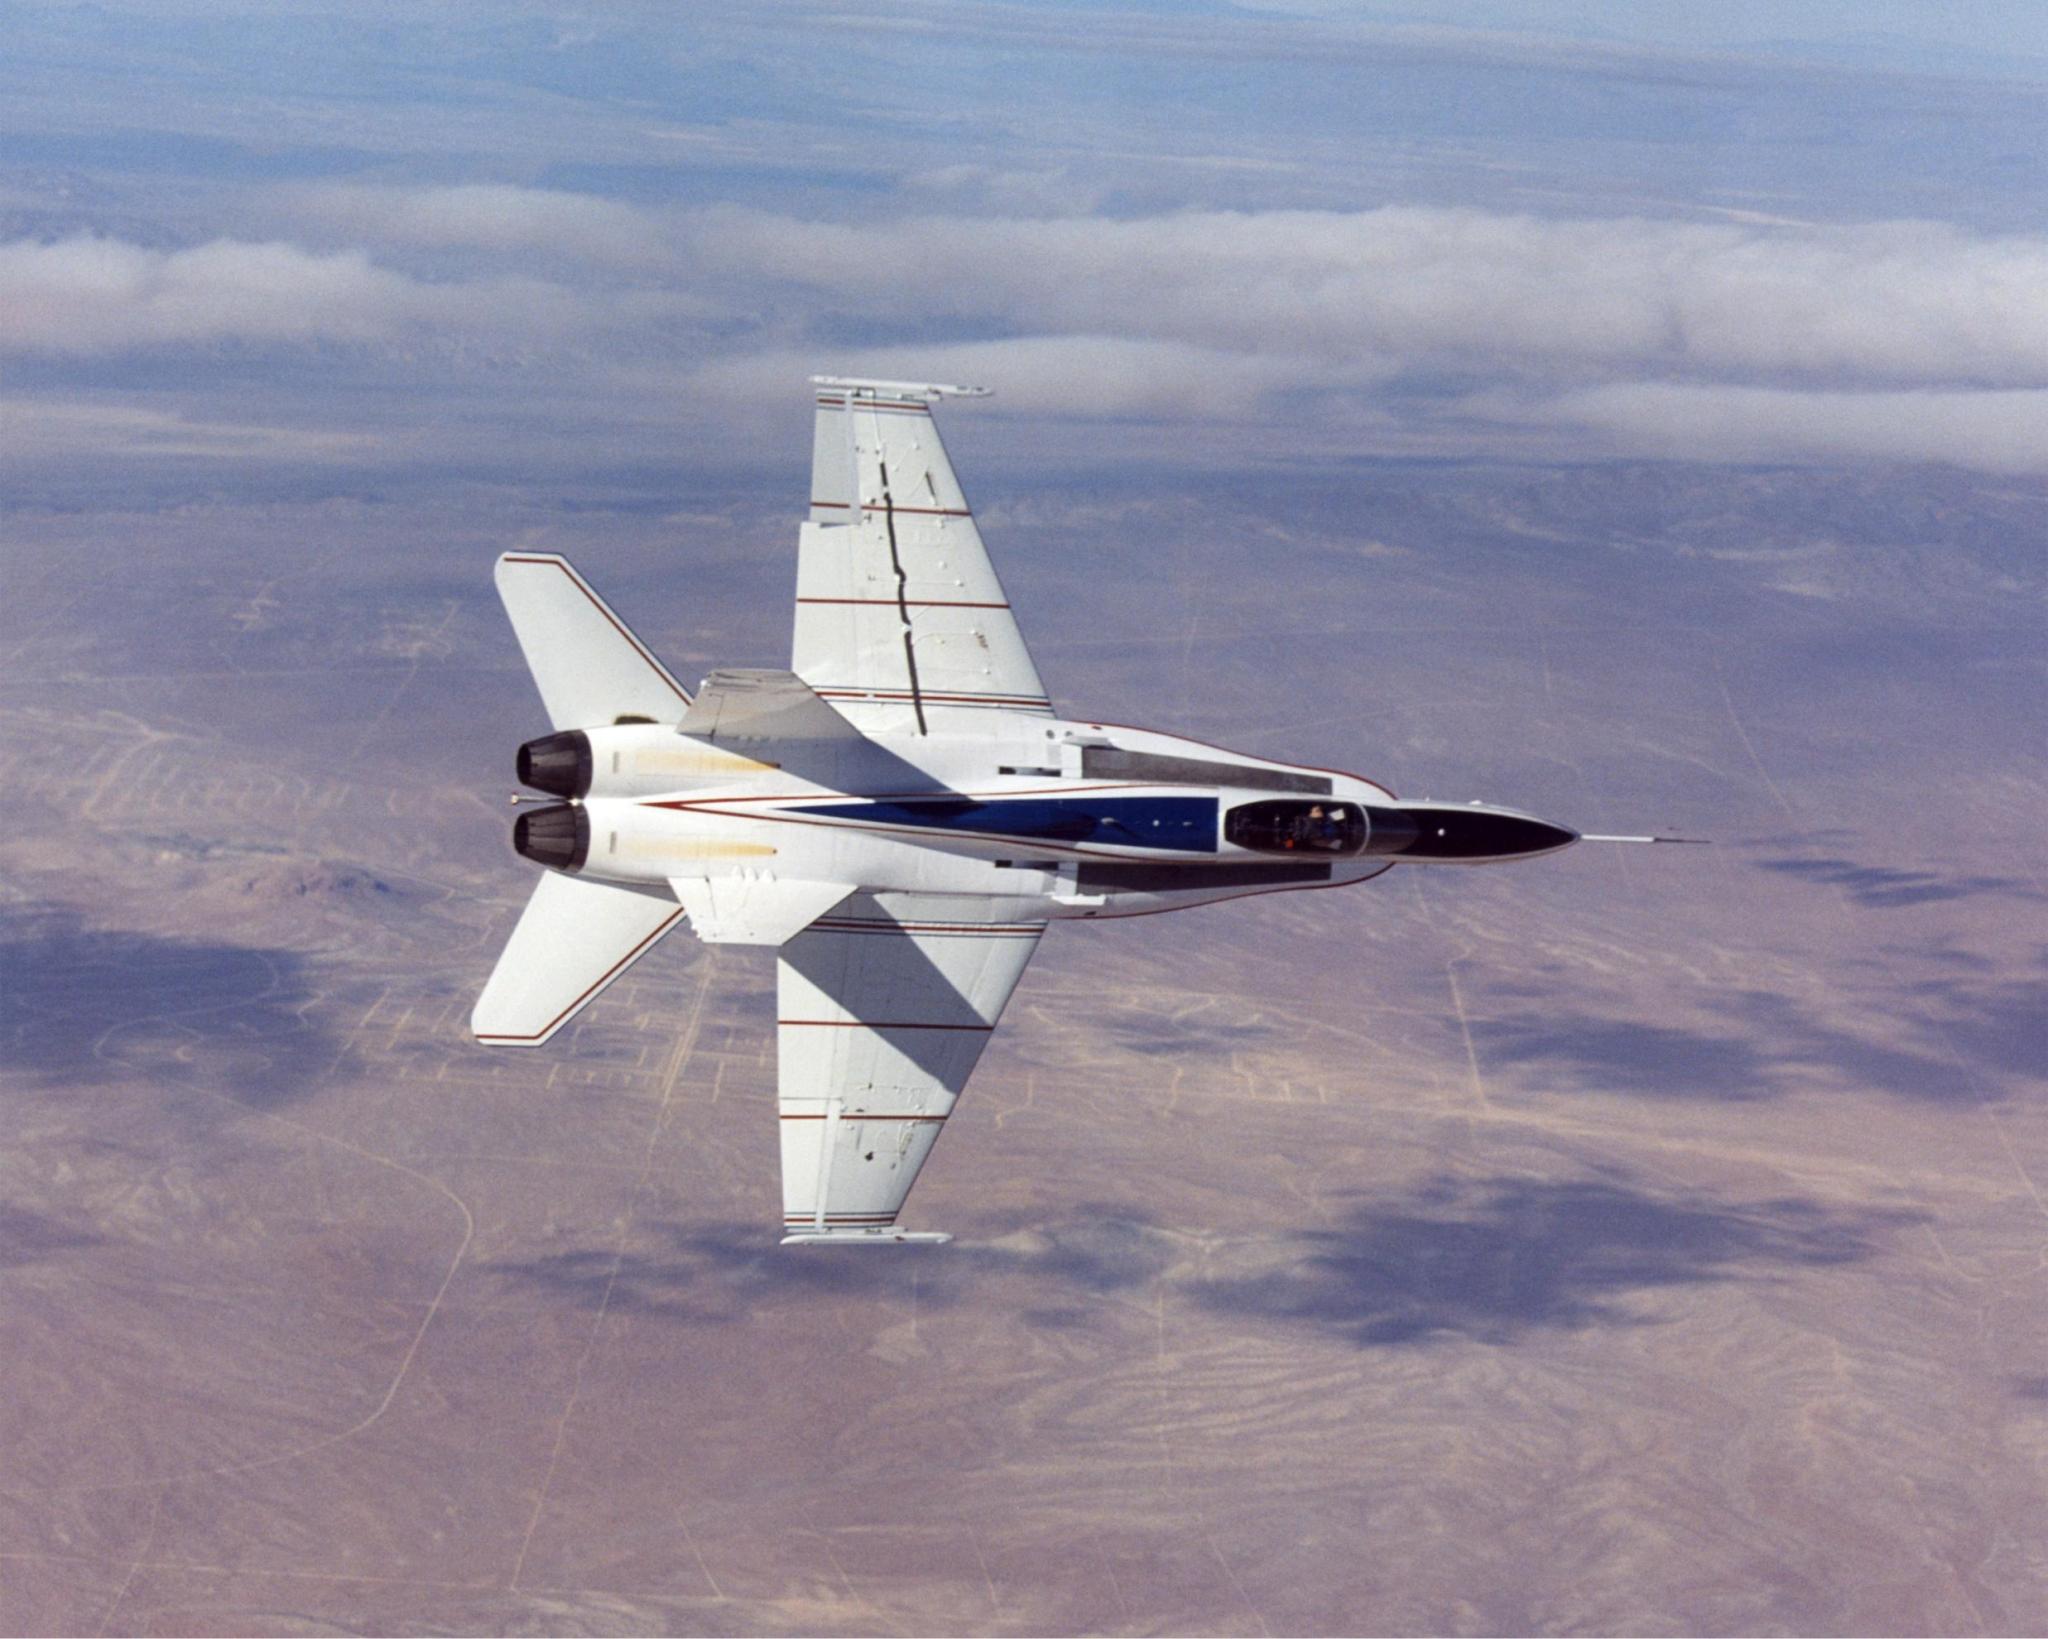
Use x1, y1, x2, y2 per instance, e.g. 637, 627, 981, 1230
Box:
2, 455, 2042, 1633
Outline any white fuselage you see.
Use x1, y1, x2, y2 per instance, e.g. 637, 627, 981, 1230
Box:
540, 712, 1573, 922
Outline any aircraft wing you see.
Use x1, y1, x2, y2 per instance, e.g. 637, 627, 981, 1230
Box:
776, 893, 1046, 1241
794, 378, 1052, 730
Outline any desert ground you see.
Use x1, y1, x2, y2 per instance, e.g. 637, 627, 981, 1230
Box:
2, 451, 2042, 1633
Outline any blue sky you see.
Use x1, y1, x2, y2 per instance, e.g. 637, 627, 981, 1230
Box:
5, 0, 2047, 497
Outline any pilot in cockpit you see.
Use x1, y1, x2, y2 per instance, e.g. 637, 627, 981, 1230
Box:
1296, 804, 1352, 851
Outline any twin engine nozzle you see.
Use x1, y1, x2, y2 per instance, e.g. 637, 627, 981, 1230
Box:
512, 731, 592, 870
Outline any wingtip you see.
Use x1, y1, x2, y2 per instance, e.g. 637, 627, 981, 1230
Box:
809, 374, 991, 401
472, 1004, 563, 1047
472, 1030, 551, 1049
781, 1229, 954, 1246
493, 548, 574, 588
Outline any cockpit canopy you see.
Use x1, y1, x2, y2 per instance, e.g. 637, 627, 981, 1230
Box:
1225, 798, 1367, 856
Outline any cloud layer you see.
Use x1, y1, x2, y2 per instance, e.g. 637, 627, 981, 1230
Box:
0, 234, 590, 355
13, 193, 2048, 474
684, 206, 2048, 390
287, 183, 675, 269
1512, 384, 2048, 475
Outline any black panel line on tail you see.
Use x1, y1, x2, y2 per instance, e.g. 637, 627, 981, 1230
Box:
875, 450, 929, 735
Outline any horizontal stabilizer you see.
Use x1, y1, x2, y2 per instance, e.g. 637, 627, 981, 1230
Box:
672, 876, 853, 946
496, 553, 691, 732
473, 871, 685, 1046
680, 669, 863, 746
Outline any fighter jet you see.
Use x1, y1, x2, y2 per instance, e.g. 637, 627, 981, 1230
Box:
474, 376, 1585, 1244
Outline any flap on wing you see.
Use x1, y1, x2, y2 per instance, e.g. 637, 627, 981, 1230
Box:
679, 669, 863, 745
473, 870, 685, 1046
672, 876, 853, 946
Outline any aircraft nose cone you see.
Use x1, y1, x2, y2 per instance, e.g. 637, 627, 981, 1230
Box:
1368, 804, 1577, 861
1501, 815, 1578, 856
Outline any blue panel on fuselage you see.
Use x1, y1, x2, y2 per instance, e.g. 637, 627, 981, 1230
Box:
789, 795, 1219, 852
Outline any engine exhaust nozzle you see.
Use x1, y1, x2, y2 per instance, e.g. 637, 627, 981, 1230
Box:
517, 730, 592, 799
512, 802, 588, 872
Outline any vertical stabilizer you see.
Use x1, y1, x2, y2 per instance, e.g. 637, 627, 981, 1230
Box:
472, 871, 685, 1046
495, 553, 692, 731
